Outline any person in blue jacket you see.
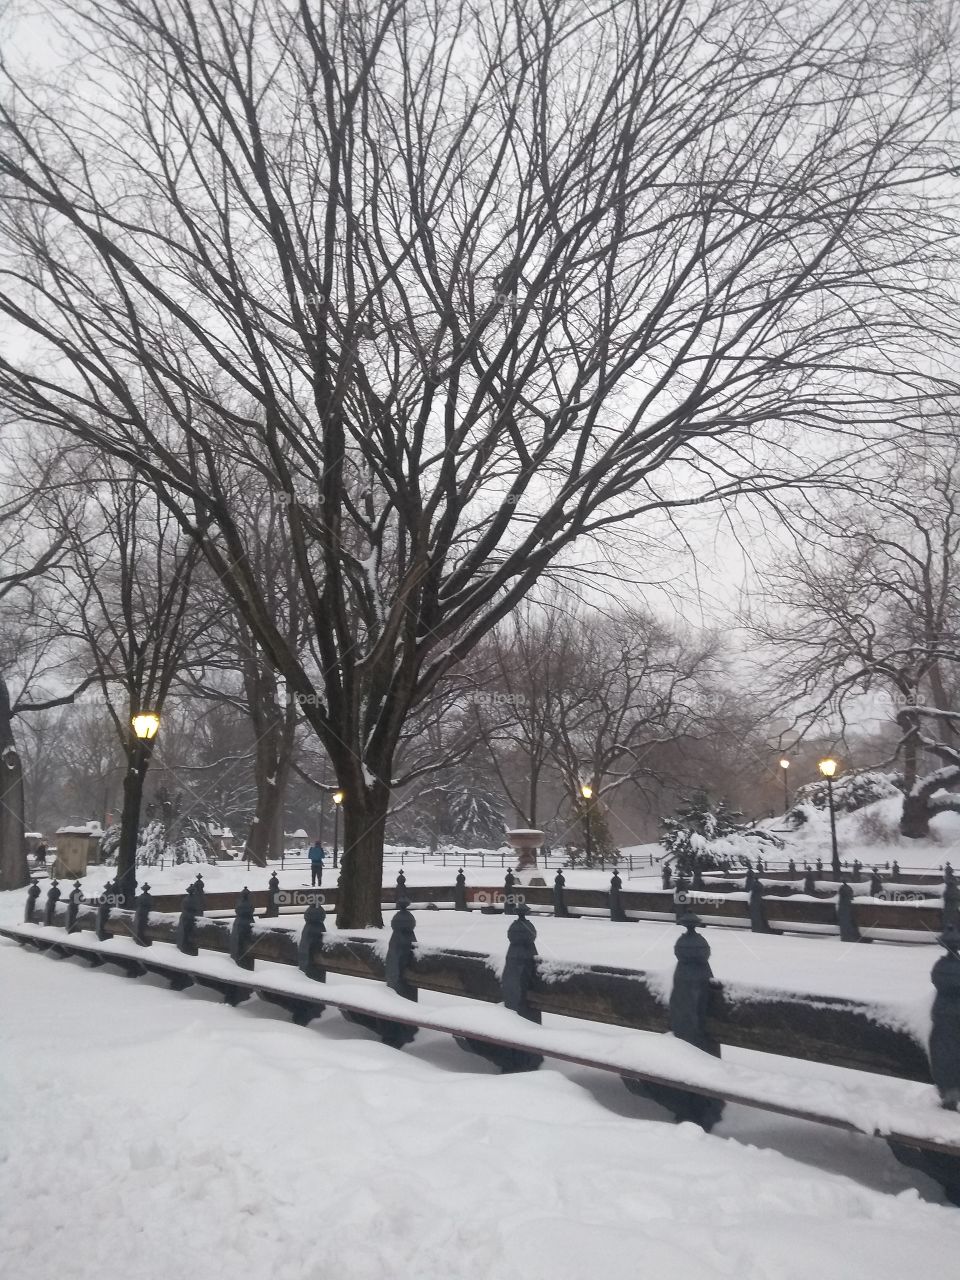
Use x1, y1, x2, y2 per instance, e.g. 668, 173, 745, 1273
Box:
307, 839, 326, 886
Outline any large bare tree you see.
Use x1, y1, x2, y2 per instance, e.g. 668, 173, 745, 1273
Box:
749, 432, 960, 835
0, 0, 957, 923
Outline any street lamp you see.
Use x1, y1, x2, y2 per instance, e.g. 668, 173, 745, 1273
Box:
818, 757, 841, 879
116, 710, 161, 907
132, 712, 160, 741
332, 790, 344, 869
779, 758, 790, 813
580, 783, 594, 868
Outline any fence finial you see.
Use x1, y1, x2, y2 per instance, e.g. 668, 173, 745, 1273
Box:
132, 883, 153, 947
42, 879, 61, 927
930, 927, 960, 1110
24, 879, 40, 925
298, 901, 327, 981
230, 887, 255, 970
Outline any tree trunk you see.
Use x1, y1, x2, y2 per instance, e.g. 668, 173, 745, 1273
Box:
898, 707, 928, 837
336, 784, 389, 929
428, 790, 442, 852
246, 708, 296, 865
245, 762, 277, 866
903, 722, 920, 793
900, 790, 931, 839
0, 676, 29, 892
527, 765, 539, 829
269, 785, 285, 861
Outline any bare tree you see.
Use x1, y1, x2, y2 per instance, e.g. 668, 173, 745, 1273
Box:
473, 599, 720, 858
178, 482, 304, 864
0, 0, 957, 922
749, 433, 960, 836
0, 439, 85, 888
52, 456, 209, 900
470, 600, 569, 830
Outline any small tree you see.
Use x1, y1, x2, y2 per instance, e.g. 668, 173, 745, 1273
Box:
100, 787, 216, 867
566, 792, 620, 869
442, 786, 505, 849
661, 791, 782, 876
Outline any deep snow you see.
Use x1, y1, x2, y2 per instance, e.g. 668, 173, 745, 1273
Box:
6, 790, 960, 1277
4, 938, 960, 1280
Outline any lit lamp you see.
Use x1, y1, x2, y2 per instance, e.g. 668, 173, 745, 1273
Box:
779, 758, 790, 813
580, 783, 594, 868
332, 789, 344, 869
132, 712, 161, 741
818, 757, 841, 879
116, 710, 161, 908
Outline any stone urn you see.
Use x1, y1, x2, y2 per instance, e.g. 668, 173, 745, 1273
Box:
506, 829, 546, 886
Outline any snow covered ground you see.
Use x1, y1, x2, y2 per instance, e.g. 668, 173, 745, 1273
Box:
4, 937, 960, 1280
767, 796, 960, 871
7, 792, 960, 1276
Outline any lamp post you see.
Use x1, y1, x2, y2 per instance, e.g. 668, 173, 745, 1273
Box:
116, 711, 160, 908
580, 783, 594, 868
779, 758, 790, 813
818, 757, 841, 879
332, 790, 344, 869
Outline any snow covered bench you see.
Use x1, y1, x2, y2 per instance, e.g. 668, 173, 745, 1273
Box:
78, 864, 958, 946
8, 877, 960, 1203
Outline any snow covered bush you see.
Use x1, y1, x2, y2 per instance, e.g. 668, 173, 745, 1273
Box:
443, 786, 505, 847
855, 805, 902, 846
98, 788, 218, 868
790, 770, 901, 820
660, 791, 783, 875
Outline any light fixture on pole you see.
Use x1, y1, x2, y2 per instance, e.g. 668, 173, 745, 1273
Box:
779, 757, 790, 813
817, 757, 841, 879
332, 790, 344, 869
132, 712, 160, 741
116, 710, 161, 907
580, 782, 594, 868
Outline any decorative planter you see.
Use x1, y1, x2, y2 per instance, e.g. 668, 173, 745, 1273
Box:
505, 829, 546, 885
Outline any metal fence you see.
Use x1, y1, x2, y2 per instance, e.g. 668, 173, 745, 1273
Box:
265, 848, 657, 873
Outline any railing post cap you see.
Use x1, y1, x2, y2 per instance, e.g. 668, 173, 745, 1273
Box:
674, 912, 710, 960
507, 902, 536, 942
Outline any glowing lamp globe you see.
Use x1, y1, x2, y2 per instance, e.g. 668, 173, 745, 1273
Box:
132, 712, 160, 741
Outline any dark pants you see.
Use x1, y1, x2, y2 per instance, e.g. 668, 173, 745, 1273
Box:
311, 865, 323, 886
